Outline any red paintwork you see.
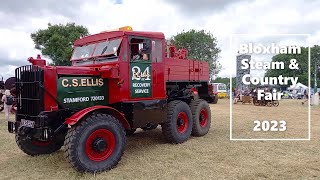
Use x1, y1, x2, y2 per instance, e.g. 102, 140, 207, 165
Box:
28, 29, 210, 127
28, 55, 46, 67
199, 108, 208, 127
56, 66, 100, 76
177, 112, 188, 133
85, 129, 115, 161
165, 58, 209, 82
74, 31, 164, 46
43, 66, 57, 111
65, 105, 130, 129
32, 139, 52, 146
168, 46, 188, 59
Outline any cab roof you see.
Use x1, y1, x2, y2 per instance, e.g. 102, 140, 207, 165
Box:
74, 30, 165, 46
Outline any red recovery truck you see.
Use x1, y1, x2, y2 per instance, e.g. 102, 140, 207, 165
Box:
8, 26, 216, 173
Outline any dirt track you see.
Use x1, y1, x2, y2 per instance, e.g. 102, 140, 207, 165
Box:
0, 99, 319, 180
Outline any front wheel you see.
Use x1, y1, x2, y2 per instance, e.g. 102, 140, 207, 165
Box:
64, 113, 126, 173
162, 100, 193, 144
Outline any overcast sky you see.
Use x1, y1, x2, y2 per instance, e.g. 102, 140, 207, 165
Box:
0, 0, 319, 80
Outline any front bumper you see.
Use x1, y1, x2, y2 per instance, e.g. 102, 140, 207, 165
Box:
218, 93, 228, 98
8, 120, 53, 141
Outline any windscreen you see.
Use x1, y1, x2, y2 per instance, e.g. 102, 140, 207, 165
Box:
218, 84, 227, 90
71, 38, 122, 62
93, 39, 122, 56
71, 44, 96, 60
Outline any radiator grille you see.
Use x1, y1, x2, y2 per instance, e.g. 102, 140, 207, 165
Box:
15, 65, 44, 124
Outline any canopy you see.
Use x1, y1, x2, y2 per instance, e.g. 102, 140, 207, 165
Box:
257, 84, 280, 89
287, 82, 308, 90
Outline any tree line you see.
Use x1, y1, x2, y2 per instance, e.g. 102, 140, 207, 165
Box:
31, 23, 222, 77
265, 45, 320, 87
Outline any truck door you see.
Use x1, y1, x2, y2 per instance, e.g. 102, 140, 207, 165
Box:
128, 37, 167, 128
129, 37, 153, 99
128, 37, 165, 99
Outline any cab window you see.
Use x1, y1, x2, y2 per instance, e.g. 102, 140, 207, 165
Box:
152, 40, 162, 62
130, 37, 151, 62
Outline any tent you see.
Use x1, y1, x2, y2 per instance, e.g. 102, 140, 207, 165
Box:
287, 83, 308, 90
257, 84, 280, 89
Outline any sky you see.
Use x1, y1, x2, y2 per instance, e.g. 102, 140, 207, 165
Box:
0, 0, 320, 80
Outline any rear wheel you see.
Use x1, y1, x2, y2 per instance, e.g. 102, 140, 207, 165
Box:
162, 100, 193, 144
190, 99, 211, 137
273, 100, 279, 107
16, 133, 65, 156
64, 113, 126, 173
212, 95, 218, 104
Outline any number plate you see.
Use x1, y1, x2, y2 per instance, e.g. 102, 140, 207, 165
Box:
20, 119, 35, 128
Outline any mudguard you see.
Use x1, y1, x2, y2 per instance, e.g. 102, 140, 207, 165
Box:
65, 105, 130, 129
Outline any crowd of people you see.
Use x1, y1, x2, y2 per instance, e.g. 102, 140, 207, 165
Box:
232, 86, 277, 104
232, 86, 313, 104
233, 87, 255, 104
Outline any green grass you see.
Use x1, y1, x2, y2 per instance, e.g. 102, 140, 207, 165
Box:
0, 99, 319, 180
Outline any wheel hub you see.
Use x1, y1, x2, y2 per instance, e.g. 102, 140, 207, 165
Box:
200, 114, 205, 121
177, 118, 185, 126
92, 138, 107, 153
199, 108, 208, 127
176, 112, 188, 133
85, 129, 116, 162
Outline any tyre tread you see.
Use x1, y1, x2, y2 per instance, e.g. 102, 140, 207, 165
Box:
64, 113, 125, 173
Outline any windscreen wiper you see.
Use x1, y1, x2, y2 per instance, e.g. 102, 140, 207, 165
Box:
100, 40, 112, 55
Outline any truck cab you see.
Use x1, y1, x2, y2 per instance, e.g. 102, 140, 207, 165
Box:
70, 27, 166, 102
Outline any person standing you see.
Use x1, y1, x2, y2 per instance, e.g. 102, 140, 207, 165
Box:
2, 89, 13, 121
233, 88, 238, 104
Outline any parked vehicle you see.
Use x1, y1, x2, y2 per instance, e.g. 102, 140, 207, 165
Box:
8, 26, 213, 173
212, 83, 227, 98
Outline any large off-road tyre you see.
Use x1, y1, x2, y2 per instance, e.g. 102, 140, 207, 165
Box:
64, 113, 126, 173
162, 100, 193, 144
190, 99, 211, 137
16, 132, 65, 156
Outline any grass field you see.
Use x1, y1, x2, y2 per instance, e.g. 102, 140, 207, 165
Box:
0, 99, 320, 180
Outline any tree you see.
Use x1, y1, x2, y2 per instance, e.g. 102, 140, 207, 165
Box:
170, 29, 221, 80
265, 45, 320, 87
31, 23, 89, 66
